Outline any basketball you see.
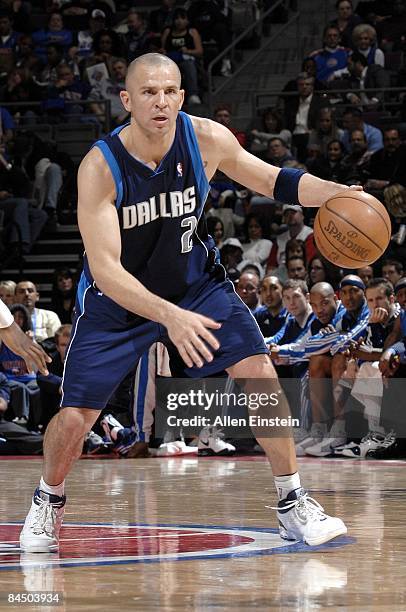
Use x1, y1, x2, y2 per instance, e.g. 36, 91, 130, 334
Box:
314, 191, 391, 268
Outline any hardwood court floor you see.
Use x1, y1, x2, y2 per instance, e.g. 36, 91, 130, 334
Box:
0, 455, 406, 611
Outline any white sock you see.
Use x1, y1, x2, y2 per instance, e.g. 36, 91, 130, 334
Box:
367, 415, 385, 435
40, 476, 65, 498
274, 472, 301, 500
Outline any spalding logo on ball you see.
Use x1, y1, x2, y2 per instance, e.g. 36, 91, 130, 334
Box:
314, 191, 391, 268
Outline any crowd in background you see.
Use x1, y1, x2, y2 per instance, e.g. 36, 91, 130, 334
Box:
0, 0, 405, 460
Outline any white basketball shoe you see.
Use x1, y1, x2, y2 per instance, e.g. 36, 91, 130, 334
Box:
198, 426, 236, 456
20, 489, 66, 553
295, 423, 326, 457
337, 431, 392, 459
273, 487, 347, 546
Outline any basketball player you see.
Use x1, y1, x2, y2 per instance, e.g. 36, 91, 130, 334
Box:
0, 298, 51, 375
20, 54, 360, 552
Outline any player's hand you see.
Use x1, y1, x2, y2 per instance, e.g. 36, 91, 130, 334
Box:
319, 324, 336, 336
0, 322, 51, 374
165, 307, 221, 368
369, 307, 389, 323
267, 344, 279, 359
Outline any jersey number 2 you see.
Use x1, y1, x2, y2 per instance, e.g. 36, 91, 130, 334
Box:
180, 216, 197, 253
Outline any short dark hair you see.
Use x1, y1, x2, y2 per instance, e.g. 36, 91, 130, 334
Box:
336, 0, 353, 7
343, 106, 362, 118
282, 278, 309, 295
10, 304, 32, 333
366, 277, 394, 297
269, 136, 286, 147
382, 259, 403, 274
350, 51, 368, 67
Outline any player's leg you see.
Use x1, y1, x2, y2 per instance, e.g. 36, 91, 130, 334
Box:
226, 353, 347, 546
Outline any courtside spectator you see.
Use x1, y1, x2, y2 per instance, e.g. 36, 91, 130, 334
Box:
0, 280, 15, 306
241, 213, 272, 266
50, 268, 76, 324
14, 281, 61, 342
357, 265, 374, 286
214, 104, 246, 147
382, 259, 403, 287
267, 204, 315, 271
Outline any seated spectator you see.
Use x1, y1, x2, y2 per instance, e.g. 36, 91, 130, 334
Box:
309, 25, 350, 83
0, 68, 43, 124
287, 256, 307, 281
15, 34, 41, 75
1, 1, 31, 35
261, 137, 295, 167
149, 0, 176, 45
357, 265, 374, 286
249, 107, 292, 153
235, 270, 260, 311
341, 106, 383, 153
330, 0, 362, 47
241, 212, 272, 266
14, 280, 61, 342
37, 43, 66, 86
162, 8, 203, 105
37, 323, 71, 431
0, 280, 15, 306
0, 104, 15, 143
60, 1, 113, 32
308, 107, 344, 156
376, 0, 406, 51
381, 258, 403, 287
267, 204, 315, 271
122, 10, 153, 62
254, 274, 288, 337
340, 128, 371, 184
351, 23, 384, 66
308, 139, 347, 182
220, 237, 244, 272
75, 8, 107, 60
283, 72, 326, 162
86, 28, 124, 76
214, 104, 246, 147
89, 57, 128, 127
286, 237, 306, 262
0, 371, 43, 455
365, 128, 406, 194
43, 63, 92, 123
205, 187, 245, 239
206, 216, 224, 249
0, 303, 40, 427
187, 0, 232, 76
333, 51, 390, 107
308, 254, 343, 289
0, 167, 47, 259
32, 12, 73, 64
50, 268, 76, 324
0, 9, 20, 74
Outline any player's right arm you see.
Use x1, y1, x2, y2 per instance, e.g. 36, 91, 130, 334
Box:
77, 147, 221, 368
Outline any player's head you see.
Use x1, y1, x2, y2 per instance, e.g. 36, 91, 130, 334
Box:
309, 282, 337, 325
395, 277, 406, 309
282, 279, 309, 318
339, 275, 365, 312
260, 275, 283, 311
366, 277, 394, 315
120, 53, 184, 135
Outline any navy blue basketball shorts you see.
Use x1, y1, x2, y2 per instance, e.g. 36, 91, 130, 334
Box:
61, 276, 268, 410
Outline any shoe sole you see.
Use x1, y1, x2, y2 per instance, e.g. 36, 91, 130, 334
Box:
198, 448, 235, 456
279, 525, 348, 546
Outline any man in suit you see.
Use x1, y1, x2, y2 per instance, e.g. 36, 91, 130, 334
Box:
282, 72, 326, 162
344, 51, 390, 107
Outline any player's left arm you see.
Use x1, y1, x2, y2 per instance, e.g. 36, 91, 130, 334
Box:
211, 121, 361, 207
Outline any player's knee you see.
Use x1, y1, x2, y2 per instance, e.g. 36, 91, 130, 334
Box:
58, 407, 100, 435
331, 353, 347, 376
309, 354, 331, 377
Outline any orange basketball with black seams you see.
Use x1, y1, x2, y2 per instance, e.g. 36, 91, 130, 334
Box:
313, 191, 391, 268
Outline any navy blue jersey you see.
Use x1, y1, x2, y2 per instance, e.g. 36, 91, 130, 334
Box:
254, 306, 288, 338
83, 111, 215, 302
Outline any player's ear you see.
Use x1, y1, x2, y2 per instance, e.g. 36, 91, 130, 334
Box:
179, 88, 185, 110
120, 90, 131, 112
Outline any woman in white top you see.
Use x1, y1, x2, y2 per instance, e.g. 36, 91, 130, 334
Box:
241, 213, 272, 265
352, 24, 385, 67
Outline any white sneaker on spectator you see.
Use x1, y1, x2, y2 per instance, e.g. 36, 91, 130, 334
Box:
272, 487, 347, 546
198, 426, 236, 456
20, 489, 65, 553
339, 431, 390, 459
305, 421, 347, 457
293, 426, 310, 444
187, 94, 202, 105
295, 423, 326, 457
